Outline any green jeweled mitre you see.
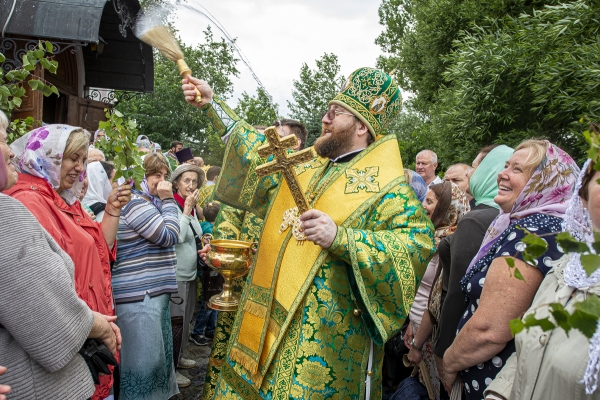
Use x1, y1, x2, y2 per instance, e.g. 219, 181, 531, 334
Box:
329, 67, 402, 139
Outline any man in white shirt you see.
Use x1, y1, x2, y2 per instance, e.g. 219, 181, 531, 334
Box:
416, 149, 442, 186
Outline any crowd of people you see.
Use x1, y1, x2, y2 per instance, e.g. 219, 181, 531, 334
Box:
0, 64, 598, 400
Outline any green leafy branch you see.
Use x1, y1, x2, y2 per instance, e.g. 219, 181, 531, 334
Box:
504, 228, 554, 281
95, 109, 145, 187
507, 230, 600, 338
1, 41, 60, 142
510, 296, 600, 339
7, 116, 37, 143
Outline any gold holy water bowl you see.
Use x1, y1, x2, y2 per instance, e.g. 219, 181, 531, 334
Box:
206, 239, 254, 311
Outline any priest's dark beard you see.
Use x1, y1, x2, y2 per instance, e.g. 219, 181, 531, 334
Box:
314, 125, 354, 159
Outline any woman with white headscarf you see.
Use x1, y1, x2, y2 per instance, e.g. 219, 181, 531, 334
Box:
83, 161, 115, 222
5, 125, 131, 400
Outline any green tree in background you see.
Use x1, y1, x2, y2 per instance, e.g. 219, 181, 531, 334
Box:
376, 0, 546, 113
389, 101, 434, 170
1, 41, 60, 142
432, 0, 599, 164
234, 87, 279, 126
378, 0, 598, 168
115, 27, 238, 165
288, 53, 345, 146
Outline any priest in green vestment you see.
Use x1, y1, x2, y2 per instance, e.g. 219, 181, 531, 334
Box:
182, 67, 436, 399
203, 120, 308, 400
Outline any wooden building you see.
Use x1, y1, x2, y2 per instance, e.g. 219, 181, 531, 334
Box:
0, 0, 153, 131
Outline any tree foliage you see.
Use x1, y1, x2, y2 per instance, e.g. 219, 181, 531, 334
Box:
1, 41, 60, 142
389, 100, 435, 170
432, 0, 599, 165
376, 0, 547, 112
234, 87, 279, 126
288, 53, 345, 146
376, 0, 600, 169
114, 27, 238, 166
95, 109, 146, 187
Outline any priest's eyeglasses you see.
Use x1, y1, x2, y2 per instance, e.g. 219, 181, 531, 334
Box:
321, 109, 356, 121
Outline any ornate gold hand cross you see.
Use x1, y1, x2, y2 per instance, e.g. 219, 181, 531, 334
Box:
255, 127, 315, 214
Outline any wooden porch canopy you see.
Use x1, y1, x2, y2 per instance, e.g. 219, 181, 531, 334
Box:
0, 0, 153, 130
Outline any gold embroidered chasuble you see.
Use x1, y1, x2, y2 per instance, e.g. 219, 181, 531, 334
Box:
198, 183, 216, 208
202, 96, 435, 399
203, 206, 264, 400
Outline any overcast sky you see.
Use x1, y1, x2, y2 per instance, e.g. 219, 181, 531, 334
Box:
174, 0, 384, 117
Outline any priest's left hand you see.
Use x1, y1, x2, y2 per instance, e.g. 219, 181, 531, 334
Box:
299, 209, 338, 249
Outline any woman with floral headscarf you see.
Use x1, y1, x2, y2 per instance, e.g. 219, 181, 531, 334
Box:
483, 158, 600, 400
111, 152, 181, 399
442, 140, 580, 400
401, 181, 470, 399
5, 125, 131, 400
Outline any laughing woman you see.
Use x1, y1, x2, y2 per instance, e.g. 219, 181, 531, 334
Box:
484, 159, 600, 400
442, 140, 580, 399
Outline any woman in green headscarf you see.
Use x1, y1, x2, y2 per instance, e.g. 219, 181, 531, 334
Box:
429, 144, 514, 392
468, 145, 515, 208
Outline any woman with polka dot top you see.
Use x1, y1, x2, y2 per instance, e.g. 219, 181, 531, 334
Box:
441, 140, 580, 400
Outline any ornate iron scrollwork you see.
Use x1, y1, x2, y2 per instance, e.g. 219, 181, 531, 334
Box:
86, 88, 116, 104
0, 38, 83, 74
85, 88, 145, 105
113, 0, 135, 38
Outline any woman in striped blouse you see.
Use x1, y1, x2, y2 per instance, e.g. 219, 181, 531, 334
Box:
112, 153, 181, 400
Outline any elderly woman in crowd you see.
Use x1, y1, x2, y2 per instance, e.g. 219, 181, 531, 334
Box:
169, 164, 205, 388
0, 113, 118, 399
403, 181, 470, 399
6, 124, 130, 400
484, 158, 600, 400
433, 145, 514, 364
442, 140, 579, 399
112, 153, 180, 399
83, 161, 116, 222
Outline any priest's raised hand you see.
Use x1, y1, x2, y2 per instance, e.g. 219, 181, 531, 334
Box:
182, 76, 213, 107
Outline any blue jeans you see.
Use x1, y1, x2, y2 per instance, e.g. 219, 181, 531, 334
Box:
192, 301, 217, 336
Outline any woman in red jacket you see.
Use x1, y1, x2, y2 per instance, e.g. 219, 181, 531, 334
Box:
5, 125, 131, 400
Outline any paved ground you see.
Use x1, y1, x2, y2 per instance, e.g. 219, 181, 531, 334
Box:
175, 302, 214, 399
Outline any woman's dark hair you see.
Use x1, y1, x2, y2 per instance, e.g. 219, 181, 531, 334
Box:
579, 161, 597, 201
100, 161, 115, 180
477, 144, 500, 163
429, 181, 453, 229
203, 202, 221, 223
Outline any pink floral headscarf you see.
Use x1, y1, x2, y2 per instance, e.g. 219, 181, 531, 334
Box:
466, 141, 580, 273
11, 125, 90, 205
